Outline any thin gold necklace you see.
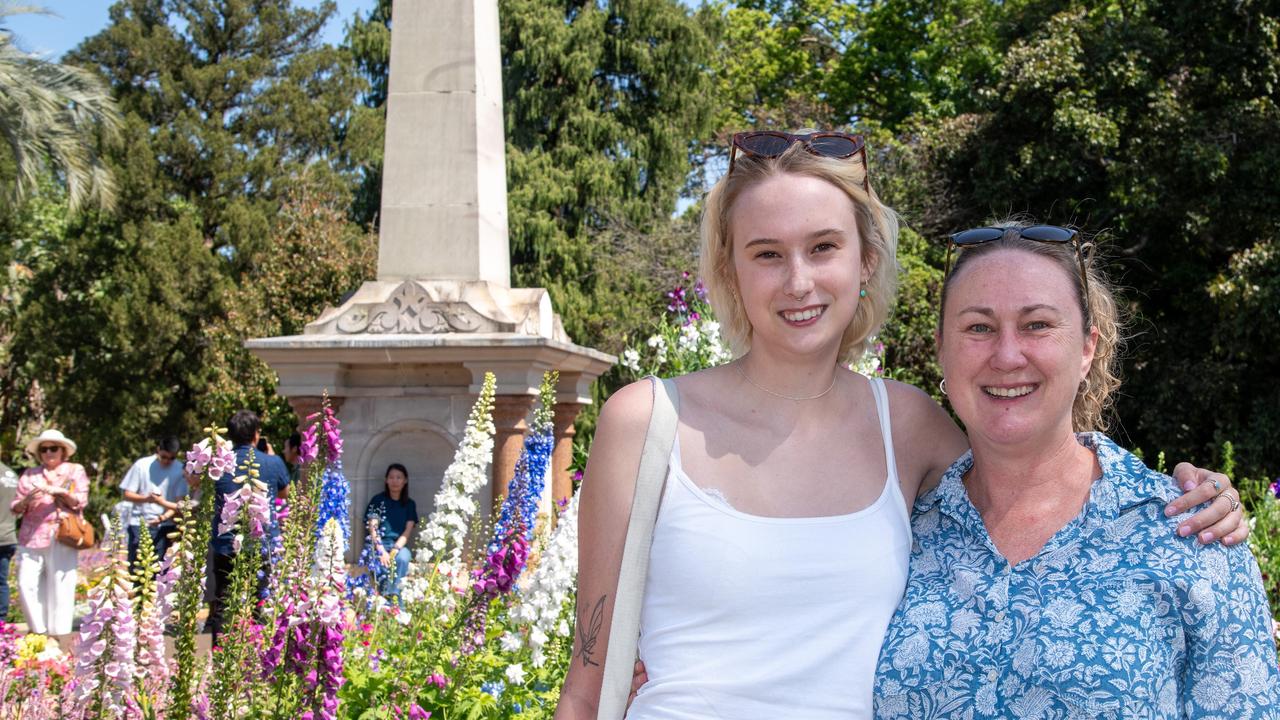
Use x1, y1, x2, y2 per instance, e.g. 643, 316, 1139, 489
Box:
733, 361, 837, 401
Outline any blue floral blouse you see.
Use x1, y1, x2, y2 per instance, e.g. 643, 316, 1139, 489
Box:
873, 433, 1280, 719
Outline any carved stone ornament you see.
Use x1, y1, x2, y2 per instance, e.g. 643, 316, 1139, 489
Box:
335, 282, 501, 335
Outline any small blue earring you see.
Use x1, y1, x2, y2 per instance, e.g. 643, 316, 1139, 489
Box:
859, 288, 867, 298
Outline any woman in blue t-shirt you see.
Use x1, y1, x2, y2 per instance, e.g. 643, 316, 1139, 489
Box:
364, 463, 418, 600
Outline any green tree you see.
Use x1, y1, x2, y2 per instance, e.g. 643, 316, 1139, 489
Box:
2, 0, 370, 473
915, 0, 1280, 475
1, 191, 224, 474
343, 0, 390, 227
69, 0, 363, 265
0, 3, 122, 212
502, 0, 720, 345
708, 0, 1007, 133
200, 182, 376, 446
345, 0, 720, 347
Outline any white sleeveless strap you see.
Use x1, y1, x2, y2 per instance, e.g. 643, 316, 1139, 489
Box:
868, 377, 900, 487
598, 376, 679, 719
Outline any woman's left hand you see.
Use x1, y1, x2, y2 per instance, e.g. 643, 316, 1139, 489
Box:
1165, 463, 1248, 545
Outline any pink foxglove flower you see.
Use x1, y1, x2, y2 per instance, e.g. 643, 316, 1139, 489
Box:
299, 423, 320, 466
218, 485, 246, 539
185, 439, 212, 476
207, 440, 236, 480
72, 543, 139, 718
218, 477, 271, 550
393, 703, 432, 719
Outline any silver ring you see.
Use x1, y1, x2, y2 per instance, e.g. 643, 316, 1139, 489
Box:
1212, 478, 1222, 492
1215, 491, 1240, 513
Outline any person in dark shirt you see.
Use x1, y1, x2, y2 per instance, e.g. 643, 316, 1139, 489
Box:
281, 432, 302, 484
208, 409, 290, 644
363, 463, 418, 602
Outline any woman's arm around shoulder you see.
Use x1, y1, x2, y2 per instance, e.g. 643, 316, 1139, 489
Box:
555, 379, 658, 720
882, 380, 968, 503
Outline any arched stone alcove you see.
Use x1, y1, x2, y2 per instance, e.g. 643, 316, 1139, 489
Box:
350, 419, 458, 562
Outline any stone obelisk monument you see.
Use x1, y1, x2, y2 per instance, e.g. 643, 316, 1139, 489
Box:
247, 0, 614, 559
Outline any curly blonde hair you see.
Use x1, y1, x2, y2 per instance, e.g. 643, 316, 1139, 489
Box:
939, 225, 1126, 432
698, 139, 900, 365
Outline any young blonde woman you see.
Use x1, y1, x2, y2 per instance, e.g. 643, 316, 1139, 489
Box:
554, 132, 1244, 719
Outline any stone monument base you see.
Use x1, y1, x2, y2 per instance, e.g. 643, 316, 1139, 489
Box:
247, 279, 614, 562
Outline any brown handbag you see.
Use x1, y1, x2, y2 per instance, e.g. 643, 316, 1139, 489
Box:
50, 471, 95, 549
56, 509, 95, 549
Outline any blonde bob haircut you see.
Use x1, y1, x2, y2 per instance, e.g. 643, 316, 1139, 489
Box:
698, 138, 900, 365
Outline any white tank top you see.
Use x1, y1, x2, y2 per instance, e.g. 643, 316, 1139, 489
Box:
627, 377, 911, 720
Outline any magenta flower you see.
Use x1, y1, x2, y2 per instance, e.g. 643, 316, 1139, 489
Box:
394, 704, 432, 719
471, 533, 529, 595
260, 613, 289, 677
300, 423, 320, 465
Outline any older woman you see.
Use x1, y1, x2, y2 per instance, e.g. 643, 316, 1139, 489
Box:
10, 429, 89, 635
873, 226, 1280, 717
562, 132, 1247, 719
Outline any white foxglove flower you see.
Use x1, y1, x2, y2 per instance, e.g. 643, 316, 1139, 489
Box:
505, 663, 526, 685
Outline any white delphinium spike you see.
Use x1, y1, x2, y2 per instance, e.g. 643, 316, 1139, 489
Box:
315, 518, 347, 590
404, 372, 497, 603
512, 491, 580, 667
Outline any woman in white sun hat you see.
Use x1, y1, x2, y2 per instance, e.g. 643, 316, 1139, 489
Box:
10, 429, 89, 635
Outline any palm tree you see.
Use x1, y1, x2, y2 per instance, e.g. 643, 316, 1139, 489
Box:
0, 3, 122, 212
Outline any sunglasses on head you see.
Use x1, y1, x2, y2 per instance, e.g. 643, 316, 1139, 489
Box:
728, 131, 869, 190
945, 224, 1090, 300
38, 445, 61, 454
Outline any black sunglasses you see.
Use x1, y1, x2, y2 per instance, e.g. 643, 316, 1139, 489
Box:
728, 132, 869, 190
38, 445, 61, 454
945, 225, 1090, 301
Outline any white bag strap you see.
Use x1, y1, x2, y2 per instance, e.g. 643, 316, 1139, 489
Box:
597, 376, 679, 719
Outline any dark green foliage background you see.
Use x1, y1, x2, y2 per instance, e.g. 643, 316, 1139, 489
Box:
0, 0, 1275, 494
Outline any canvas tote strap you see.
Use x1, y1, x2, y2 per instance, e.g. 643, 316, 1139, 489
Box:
597, 376, 679, 719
